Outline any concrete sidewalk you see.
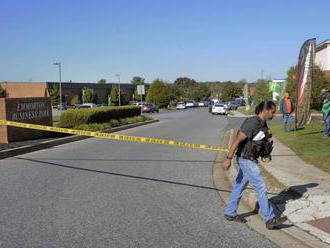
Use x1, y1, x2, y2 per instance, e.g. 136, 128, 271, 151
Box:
222, 127, 330, 246
263, 137, 330, 244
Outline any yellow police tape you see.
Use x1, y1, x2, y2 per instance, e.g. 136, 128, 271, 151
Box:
0, 119, 228, 152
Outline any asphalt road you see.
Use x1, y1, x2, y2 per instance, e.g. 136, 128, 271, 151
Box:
0, 108, 278, 248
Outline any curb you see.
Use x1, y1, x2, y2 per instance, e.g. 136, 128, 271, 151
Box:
213, 129, 330, 248
0, 119, 159, 160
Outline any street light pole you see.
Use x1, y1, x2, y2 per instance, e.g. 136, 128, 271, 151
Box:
53, 62, 62, 111
115, 74, 121, 106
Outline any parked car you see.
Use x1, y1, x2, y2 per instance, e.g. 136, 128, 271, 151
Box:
234, 98, 246, 106
185, 101, 195, 108
204, 100, 210, 106
222, 101, 237, 110
222, 102, 230, 110
198, 102, 205, 107
76, 103, 98, 109
176, 102, 186, 110
142, 103, 159, 113
135, 102, 145, 106
57, 103, 67, 110
211, 103, 228, 115
229, 101, 239, 110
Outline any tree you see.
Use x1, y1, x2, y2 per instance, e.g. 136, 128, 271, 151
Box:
146, 79, 170, 108
70, 95, 81, 105
221, 83, 243, 101
238, 79, 248, 84
286, 65, 330, 110
168, 83, 181, 104
131, 76, 145, 86
49, 86, 60, 106
187, 84, 211, 101
82, 87, 95, 103
97, 79, 107, 84
131, 76, 145, 101
109, 85, 124, 106
286, 66, 297, 100
120, 90, 130, 105
254, 79, 272, 104
311, 66, 330, 110
197, 84, 211, 100
173, 77, 198, 100
171, 77, 211, 101
0, 84, 6, 97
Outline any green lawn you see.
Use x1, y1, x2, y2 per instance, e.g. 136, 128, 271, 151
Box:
269, 121, 330, 173
237, 107, 255, 116
311, 109, 322, 114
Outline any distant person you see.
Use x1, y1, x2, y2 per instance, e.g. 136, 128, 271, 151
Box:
280, 92, 294, 132
223, 100, 287, 230
321, 89, 330, 137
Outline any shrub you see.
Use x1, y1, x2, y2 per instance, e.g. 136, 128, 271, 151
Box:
120, 118, 128, 125
59, 105, 141, 128
74, 116, 152, 131
110, 119, 120, 127
75, 123, 110, 131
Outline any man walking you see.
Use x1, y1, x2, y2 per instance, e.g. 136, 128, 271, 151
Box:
321, 89, 330, 137
280, 92, 294, 132
223, 100, 287, 230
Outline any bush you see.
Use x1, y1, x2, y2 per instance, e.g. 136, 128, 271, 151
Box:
120, 118, 129, 126
110, 119, 120, 127
75, 123, 110, 131
73, 115, 152, 131
59, 105, 141, 128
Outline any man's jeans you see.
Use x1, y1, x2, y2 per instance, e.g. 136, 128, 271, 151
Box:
224, 157, 275, 223
324, 114, 330, 136
283, 114, 293, 132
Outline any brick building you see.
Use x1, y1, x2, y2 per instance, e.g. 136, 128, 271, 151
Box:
46, 82, 136, 105
0, 82, 137, 105
316, 40, 330, 80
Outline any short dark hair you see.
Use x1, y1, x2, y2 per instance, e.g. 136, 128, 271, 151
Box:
255, 100, 276, 115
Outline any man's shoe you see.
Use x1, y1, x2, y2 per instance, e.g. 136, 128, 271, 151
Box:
224, 214, 247, 223
266, 216, 288, 230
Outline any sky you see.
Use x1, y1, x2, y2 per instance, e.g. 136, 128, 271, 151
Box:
0, 0, 329, 84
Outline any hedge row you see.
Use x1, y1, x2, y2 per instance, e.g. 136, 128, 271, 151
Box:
59, 106, 141, 128
74, 116, 151, 131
